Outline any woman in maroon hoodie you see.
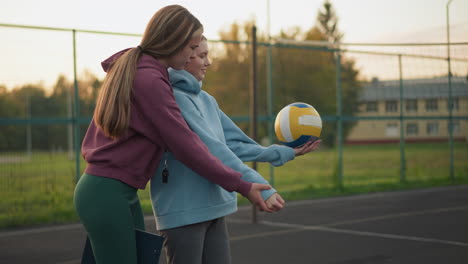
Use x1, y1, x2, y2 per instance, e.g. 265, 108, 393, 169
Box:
74, 5, 273, 264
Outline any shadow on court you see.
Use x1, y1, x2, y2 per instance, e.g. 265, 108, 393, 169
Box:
1, 185, 468, 264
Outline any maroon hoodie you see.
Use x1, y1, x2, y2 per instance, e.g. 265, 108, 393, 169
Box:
81, 49, 251, 196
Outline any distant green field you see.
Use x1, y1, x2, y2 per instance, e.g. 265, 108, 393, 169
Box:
1, 142, 467, 229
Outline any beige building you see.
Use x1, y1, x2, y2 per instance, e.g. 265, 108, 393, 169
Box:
346, 76, 468, 144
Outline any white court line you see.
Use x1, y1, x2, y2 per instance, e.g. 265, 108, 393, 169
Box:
278, 185, 468, 208
50, 203, 468, 263
2, 185, 467, 238
260, 221, 468, 247
230, 228, 303, 241
236, 185, 468, 212
0, 216, 154, 238
0, 223, 83, 238
325, 205, 468, 227
228, 205, 468, 246
57, 260, 80, 264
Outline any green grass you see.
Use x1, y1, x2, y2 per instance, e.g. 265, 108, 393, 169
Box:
1, 142, 467, 229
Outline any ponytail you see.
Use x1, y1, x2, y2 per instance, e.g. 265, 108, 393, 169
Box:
93, 48, 142, 138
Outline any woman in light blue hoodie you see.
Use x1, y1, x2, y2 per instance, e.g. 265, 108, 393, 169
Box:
150, 37, 321, 264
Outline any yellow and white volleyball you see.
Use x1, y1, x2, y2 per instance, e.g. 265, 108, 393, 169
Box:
274, 102, 322, 148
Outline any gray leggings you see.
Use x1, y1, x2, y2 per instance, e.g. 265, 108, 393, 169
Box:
159, 217, 231, 264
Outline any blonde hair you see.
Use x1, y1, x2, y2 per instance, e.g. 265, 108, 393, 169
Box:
94, 5, 203, 138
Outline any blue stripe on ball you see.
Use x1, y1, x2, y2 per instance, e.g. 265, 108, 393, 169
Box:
284, 135, 310, 148
281, 135, 319, 148
289, 102, 312, 108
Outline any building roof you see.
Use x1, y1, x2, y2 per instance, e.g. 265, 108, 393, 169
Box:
359, 76, 468, 101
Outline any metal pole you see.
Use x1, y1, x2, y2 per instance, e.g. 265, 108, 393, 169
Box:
26, 94, 32, 158
73, 29, 81, 183
446, 0, 454, 181
398, 54, 406, 182
250, 25, 258, 223
266, 0, 275, 186
335, 51, 343, 189
67, 68, 74, 160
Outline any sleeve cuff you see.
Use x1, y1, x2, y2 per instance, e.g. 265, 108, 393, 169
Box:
261, 188, 277, 201
284, 146, 296, 161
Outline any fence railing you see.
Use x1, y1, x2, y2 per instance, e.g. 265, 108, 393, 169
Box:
1, 23, 467, 227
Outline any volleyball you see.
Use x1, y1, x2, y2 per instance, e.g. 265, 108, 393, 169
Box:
274, 102, 322, 148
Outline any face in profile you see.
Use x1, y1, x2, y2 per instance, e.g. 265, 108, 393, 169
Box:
169, 28, 203, 70
185, 39, 211, 81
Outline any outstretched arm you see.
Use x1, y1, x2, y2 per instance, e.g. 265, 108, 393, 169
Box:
175, 93, 278, 204
219, 110, 295, 166
220, 108, 321, 161
133, 76, 252, 195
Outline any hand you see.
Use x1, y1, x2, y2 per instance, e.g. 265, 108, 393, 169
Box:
265, 193, 285, 212
294, 139, 321, 156
246, 183, 274, 213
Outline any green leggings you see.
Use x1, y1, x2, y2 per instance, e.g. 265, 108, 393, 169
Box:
74, 173, 145, 264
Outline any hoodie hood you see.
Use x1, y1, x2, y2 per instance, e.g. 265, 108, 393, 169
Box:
100, 48, 167, 77
101, 48, 131, 72
168, 69, 201, 94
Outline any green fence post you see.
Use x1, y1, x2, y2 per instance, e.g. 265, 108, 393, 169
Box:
335, 51, 343, 189
26, 95, 32, 158
267, 41, 275, 187
73, 29, 81, 183
398, 54, 406, 182
250, 25, 258, 224
446, 0, 455, 182
266, 0, 275, 187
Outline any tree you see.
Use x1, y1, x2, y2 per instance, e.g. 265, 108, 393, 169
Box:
205, 21, 252, 117
316, 0, 344, 44
0, 85, 25, 150
203, 4, 361, 146
273, 1, 360, 147
0, 72, 102, 152
207, 20, 278, 136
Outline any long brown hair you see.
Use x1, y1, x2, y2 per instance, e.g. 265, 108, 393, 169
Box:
94, 5, 203, 138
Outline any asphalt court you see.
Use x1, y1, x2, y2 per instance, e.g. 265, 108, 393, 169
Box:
1, 185, 467, 264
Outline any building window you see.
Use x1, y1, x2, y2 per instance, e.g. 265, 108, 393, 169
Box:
448, 121, 460, 134
366, 101, 377, 112
386, 123, 398, 136
447, 97, 459, 111
405, 99, 418, 112
385, 100, 398, 112
425, 99, 438, 112
406, 123, 418, 135
426, 122, 439, 135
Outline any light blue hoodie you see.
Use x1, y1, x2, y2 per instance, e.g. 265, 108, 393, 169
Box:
150, 69, 295, 230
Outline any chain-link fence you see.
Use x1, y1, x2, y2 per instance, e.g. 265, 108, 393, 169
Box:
1, 23, 467, 227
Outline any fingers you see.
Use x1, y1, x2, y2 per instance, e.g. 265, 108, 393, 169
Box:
276, 194, 285, 206
265, 194, 286, 212
302, 145, 315, 154
274, 195, 285, 210
269, 199, 283, 211
311, 140, 321, 149
295, 140, 313, 150
296, 139, 321, 155
248, 183, 274, 213
305, 140, 320, 150
258, 200, 274, 213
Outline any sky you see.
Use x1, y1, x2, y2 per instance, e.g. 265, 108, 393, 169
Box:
1, 0, 467, 89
